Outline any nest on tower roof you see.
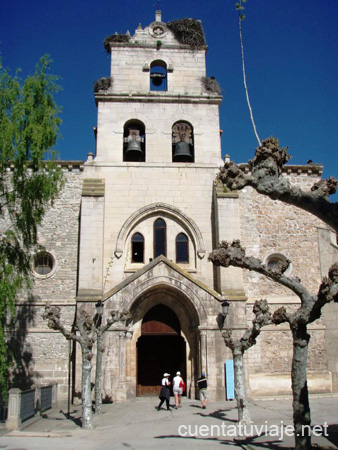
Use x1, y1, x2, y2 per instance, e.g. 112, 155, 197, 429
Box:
167, 18, 206, 49
103, 34, 130, 53
94, 77, 113, 93
201, 76, 222, 95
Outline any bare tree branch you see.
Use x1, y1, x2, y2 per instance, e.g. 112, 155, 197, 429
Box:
209, 240, 314, 307
42, 303, 80, 343
101, 308, 131, 334
218, 137, 338, 233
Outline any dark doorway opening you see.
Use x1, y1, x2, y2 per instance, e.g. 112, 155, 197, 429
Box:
136, 304, 186, 396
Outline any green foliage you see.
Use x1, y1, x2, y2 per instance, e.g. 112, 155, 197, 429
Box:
235, 0, 247, 20
0, 55, 63, 403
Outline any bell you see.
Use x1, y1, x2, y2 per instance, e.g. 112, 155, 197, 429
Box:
125, 139, 144, 161
173, 141, 192, 162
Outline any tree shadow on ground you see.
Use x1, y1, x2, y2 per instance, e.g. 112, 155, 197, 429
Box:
154, 434, 291, 449
190, 405, 238, 423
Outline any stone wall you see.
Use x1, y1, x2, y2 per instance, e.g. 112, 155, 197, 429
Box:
8, 167, 83, 397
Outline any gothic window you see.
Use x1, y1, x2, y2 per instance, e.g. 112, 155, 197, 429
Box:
131, 232, 144, 263
176, 233, 189, 263
154, 218, 166, 258
123, 119, 146, 162
172, 121, 194, 162
150, 60, 167, 91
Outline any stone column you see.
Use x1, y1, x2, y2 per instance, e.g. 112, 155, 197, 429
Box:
115, 331, 127, 401
6, 388, 22, 430
200, 330, 207, 375
125, 331, 135, 399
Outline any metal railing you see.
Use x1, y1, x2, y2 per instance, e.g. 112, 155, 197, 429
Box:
6, 383, 57, 430
20, 389, 35, 422
40, 385, 53, 412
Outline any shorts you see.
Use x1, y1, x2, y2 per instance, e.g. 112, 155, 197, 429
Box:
173, 387, 183, 395
199, 389, 208, 400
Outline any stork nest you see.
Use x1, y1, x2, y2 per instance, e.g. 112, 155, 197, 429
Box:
94, 77, 113, 93
167, 18, 206, 49
104, 34, 130, 52
201, 76, 221, 94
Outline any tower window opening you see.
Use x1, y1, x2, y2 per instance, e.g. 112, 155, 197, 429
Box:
172, 121, 194, 163
132, 233, 145, 263
123, 119, 146, 162
150, 60, 167, 91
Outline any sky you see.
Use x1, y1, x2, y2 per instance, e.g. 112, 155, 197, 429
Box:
1, 0, 338, 194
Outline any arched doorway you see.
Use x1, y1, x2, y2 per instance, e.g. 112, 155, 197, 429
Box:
136, 304, 186, 396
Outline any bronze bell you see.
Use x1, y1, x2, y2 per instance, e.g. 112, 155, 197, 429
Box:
125, 139, 144, 161
173, 141, 192, 162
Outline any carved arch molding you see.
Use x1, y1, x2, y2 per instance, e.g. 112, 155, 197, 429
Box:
114, 203, 206, 259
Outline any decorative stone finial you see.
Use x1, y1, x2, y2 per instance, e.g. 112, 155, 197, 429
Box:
156, 10, 162, 22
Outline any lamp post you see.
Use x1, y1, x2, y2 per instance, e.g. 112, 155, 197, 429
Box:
95, 301, 104, 414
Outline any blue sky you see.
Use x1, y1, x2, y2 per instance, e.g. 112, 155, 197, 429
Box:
1, 0, 338, 193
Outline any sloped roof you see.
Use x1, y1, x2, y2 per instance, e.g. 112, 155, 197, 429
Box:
102, 254, 221, 302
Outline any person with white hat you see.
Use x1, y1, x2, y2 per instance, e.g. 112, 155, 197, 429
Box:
173, 371, 185, 409
157, 373, 171, 411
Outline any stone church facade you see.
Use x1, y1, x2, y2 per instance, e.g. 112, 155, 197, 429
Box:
12, 11, 338, 402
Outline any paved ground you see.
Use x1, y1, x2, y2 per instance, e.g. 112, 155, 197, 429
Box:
1, 395, 338, 449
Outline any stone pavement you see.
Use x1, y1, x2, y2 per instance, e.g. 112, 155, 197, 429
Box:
0, 396, 338, 449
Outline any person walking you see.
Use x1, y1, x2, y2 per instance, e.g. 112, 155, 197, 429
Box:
197, 372, 208, 409
173, 371, 184, 409
157, 373, 171, 410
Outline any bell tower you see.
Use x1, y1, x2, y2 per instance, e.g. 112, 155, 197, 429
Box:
78, 10, 224, 308
93, 10, 222, 165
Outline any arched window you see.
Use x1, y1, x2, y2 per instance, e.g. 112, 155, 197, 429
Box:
176, 233, 189, 263
131, 233, 144, 263
123, 119, 146, 162
154, 218, 166, 258
150, 60, 167, 91
172, 121, 194, 162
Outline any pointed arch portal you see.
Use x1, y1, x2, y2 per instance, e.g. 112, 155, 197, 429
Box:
136, 304, 187, 396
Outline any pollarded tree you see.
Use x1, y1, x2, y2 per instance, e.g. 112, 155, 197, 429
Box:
221, 299, 271, 424
209, 240, 338, 450
43, 305, 95, 429
0, 55, 63, 402
94, 308, 131, 414
42, 304, 130, 428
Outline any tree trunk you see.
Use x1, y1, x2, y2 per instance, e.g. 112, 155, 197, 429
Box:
233, 347, 252, 424
291, 324, 311, 450
95, 331, 103, 414
81, 349, 93, 429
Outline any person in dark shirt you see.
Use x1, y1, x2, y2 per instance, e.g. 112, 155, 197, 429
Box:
197, 372, 208, 409
157, 373, 171, 411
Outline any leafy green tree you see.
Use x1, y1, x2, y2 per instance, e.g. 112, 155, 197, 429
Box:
0, 55, 63, 402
